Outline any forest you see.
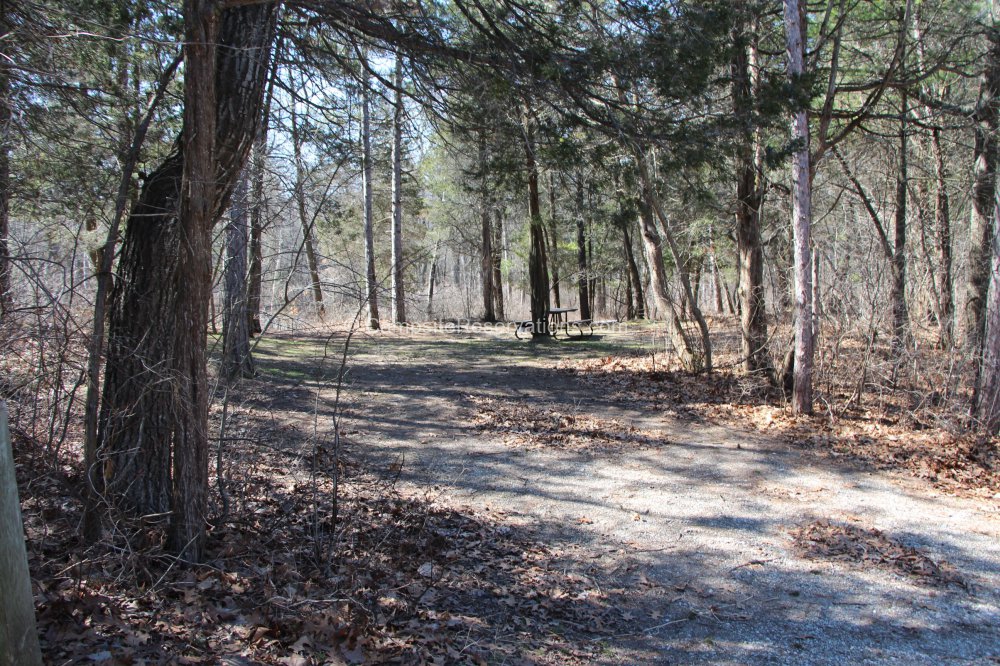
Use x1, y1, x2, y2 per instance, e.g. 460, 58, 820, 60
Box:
1, 0, 1000, 663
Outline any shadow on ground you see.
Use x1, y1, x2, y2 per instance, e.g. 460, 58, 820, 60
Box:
229, 327, 1000, 665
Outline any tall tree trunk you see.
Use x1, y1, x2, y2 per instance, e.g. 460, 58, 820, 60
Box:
492, 209, 505, 320
622, 222, 645, 319
966, 23, 1000, 351
891, 90, 911, 354
975, 185, 1000, 432
222, 169, 255, 380
170, 0, 219, 562
624, 265, 635, 320
522, 111, 550, 337
547, 173, 561, 309
932, 128, 954, 347
99, 2, 276, 560
82, 54, 181, 543
480, 203, 496, 322
361, 75, 380, 330
426, 245, 438, 319
247, 129, 265, 335
913, 12, 953, 348
785, 0, 814, 414
291, 103, 325, 317
479, 139, 496, 323
390, 57, 407, 324
575, 179, 591, 321
733, 20, 772, 375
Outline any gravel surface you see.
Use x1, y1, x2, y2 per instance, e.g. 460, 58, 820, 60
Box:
336, 329, 1000, 665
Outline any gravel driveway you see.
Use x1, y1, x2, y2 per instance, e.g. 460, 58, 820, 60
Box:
335, 328, 1000, 665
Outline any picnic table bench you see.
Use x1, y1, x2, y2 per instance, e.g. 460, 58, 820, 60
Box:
514, 309, 615, 339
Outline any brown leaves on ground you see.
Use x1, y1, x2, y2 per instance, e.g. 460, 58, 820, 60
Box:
562, 352, 1000, 498
468, 394, 668, 452
791, 520, 967, 589
21, 422, 624, 665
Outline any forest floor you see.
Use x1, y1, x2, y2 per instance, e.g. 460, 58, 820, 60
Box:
15, 319, 1000, 664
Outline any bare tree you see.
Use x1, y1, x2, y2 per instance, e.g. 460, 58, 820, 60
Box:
784, 0, 814, 414
391, 56, 407, 324
361, 70, 380, 330
291, 98, 325, 317
222, 170, 255, 380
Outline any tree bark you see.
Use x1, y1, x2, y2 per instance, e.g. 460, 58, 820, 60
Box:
247, 130, 265, 335
361, 75, 380, 330
932, 128, 954, 348
575, 179, 592, 321
621, 223, 645, 320
522, 112, 550, 337
82, 53, 181, 543
891, 90, 911, 354
479, 139, 496, 323
167, 0, 219, 562
0, 403, 43, 666
99, 1, 277, 560
547, 173, 561, 309
492, 209, 505, 320
732, 20, 772, 376
966, 24, 1000, 351
480, 201, 496, 322
426, 245, 438, 318
975, 188, 1000, 433
222, 169, 255, 380
785, 0, 814, 414
390, 57, 407, 325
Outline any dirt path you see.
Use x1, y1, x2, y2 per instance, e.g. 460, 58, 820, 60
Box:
287, 327, 1000, 664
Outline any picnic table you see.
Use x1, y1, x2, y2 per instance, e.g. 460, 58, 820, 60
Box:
514, 307, 594, 339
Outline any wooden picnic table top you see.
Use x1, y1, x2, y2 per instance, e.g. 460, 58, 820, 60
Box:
548, 307, 577, 315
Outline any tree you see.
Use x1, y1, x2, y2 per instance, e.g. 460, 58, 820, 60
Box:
290, 94, 326, 317
966, 15, 1000, 350
975, 187, 1000, 432
99, 1, 277, 560
575, 177, 592, 321
222, 170, 256, 380
732, 13, 771, 376
784, 0, 814, 414
360, 69, 380, 330
247, 127, 267, 336
391, 55, 407, 325
479, 139, 497, 322
522, 108, 551, 337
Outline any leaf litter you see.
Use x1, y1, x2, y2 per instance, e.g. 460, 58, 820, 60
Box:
790, 520, 967, 589
18, 393, 627, 665
467, 394, 669, 452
